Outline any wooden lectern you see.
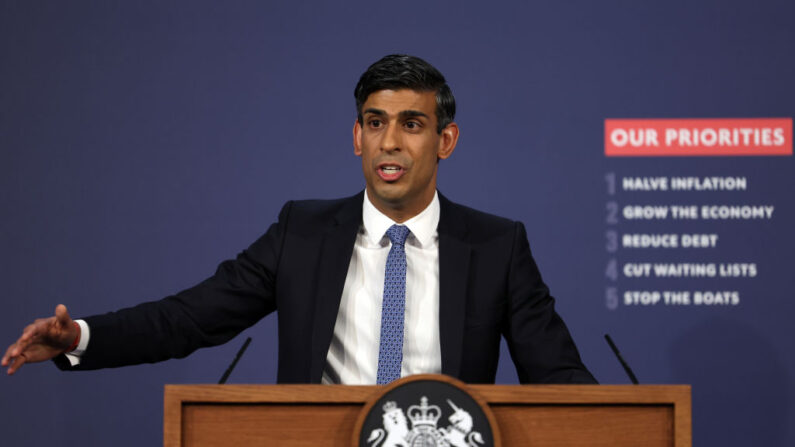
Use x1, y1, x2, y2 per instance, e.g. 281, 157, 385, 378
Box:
164, 384, 690, 446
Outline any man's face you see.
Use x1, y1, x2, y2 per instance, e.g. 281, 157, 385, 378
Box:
354, 89, 458, 222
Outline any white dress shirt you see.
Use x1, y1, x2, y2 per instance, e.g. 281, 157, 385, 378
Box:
64, 319, 90, 366
66, 191, 443, 382
322, 191, 442, 384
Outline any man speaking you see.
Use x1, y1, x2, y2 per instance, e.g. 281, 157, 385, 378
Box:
3, 55, 596, 385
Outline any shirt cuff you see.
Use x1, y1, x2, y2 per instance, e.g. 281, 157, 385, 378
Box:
64, 319, 90, 367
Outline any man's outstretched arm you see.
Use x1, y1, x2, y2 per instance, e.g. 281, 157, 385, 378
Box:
2, 304, 80, 375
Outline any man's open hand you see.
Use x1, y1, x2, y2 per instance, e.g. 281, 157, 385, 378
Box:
2, 304, 78, 375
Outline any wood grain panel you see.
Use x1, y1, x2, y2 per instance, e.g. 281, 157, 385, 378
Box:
492, 405, 672, 446
183, 404, 361, 447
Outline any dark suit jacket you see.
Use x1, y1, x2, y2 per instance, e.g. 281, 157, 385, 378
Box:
60, 192, 595, 384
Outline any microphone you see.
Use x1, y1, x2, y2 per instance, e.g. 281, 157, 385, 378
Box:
604, 334, 639, 384
218, 337, 252, 384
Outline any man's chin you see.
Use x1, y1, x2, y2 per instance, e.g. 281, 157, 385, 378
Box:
368, 183, 411, 203
372, 191, 407, 207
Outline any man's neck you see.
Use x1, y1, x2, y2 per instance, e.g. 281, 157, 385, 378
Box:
364, 189, 437, 224
362, 190, 440, 248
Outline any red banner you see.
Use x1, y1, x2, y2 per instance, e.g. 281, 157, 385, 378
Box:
604, 118, 792, 156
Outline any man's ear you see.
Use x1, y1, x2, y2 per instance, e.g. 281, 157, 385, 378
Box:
353, 120, 363, 156
437, 122, 459, 160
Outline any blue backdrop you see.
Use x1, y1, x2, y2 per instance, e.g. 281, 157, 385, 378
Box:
1, 1, 793, 445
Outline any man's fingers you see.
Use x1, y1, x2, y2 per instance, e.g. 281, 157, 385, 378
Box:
7, 353, 27, 375
3, 307, 74, 375
1, 343, 17, 366
3, 342, 25, 372
11, 340, 30, 359
18, 321, 46, 346
5, 318, 54, 360
12, 325, 40, 355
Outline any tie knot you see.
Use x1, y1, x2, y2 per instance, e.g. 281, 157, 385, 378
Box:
386, 224, 410, 246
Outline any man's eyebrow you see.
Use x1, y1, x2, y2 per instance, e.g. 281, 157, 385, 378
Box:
399, 110, 429, 119
362, 108, 387, 116
361, 108, 429, 119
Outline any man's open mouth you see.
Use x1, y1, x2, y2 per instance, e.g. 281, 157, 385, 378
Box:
377, 165, 405, 181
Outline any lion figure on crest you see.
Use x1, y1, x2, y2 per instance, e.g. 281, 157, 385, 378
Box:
367, 401, 409, 447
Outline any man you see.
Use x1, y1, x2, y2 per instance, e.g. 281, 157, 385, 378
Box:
3, 55, 596, 384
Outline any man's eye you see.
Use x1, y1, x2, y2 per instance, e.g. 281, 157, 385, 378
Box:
405, 121, 420, 129
369, 119, 382, 128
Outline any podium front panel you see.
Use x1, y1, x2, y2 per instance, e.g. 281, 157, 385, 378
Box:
164, 384, 690, 446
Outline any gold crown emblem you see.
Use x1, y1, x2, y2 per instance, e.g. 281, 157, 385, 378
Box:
407, 396, 441, 428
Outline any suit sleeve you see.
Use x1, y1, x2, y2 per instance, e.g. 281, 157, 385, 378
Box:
55, 202, 293, 370
503, 222, 597, 384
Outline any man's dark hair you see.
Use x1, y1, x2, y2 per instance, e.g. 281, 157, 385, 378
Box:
354, 54, 456, 134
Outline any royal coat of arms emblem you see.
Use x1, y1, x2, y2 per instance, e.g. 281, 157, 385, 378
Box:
366, 396, 485, 447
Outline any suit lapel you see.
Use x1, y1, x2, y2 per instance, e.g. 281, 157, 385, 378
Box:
437, 193, 471, 378
309, 192, 363, 383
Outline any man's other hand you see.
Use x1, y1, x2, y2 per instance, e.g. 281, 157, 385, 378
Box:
2, 304, 78, 375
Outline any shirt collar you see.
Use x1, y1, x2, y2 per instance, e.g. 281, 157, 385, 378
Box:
362, 190, 440, 248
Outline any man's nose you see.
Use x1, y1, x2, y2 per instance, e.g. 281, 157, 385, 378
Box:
381, 123, 401, 152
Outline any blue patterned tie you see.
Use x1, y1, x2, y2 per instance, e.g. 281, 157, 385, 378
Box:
376, 224, 411, 384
